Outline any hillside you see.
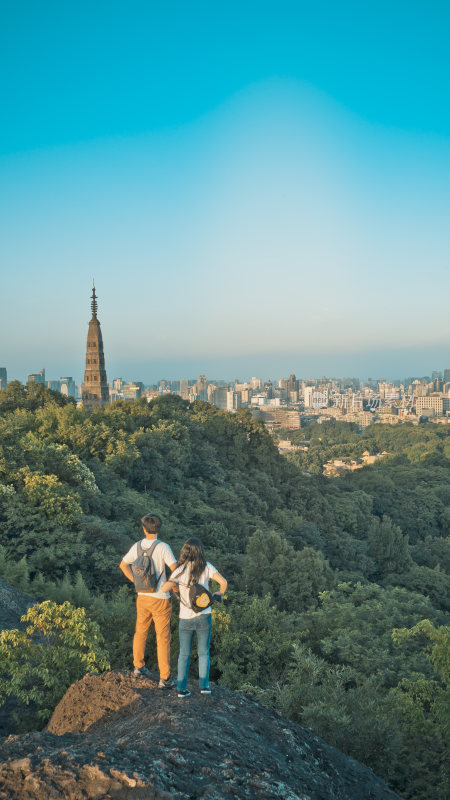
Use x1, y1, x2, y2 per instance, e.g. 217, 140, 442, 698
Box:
0, 671, 402, 800
0, 386, 448, 799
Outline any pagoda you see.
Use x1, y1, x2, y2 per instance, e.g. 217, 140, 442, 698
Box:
82, 283, 110, 409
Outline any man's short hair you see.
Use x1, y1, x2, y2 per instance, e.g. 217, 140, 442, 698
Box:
141, 514, 162, 534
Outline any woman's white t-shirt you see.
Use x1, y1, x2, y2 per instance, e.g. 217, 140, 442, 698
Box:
171, 562, 217, 620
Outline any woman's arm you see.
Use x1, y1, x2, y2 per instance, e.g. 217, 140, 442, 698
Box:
161, 579, 177, 593
212, 571, 227, 597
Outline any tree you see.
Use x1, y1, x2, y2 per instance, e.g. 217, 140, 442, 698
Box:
0, 381, 74, 413
384, 564, 450, 612
388, 621, 450, 800
22, 470, 82, 526
300, 582, 438, 686
211, 592, 294, 689
246, 529, 331, 611
0, 601, 110, 727
271, 644, 400, 781
368, 515, 412, 577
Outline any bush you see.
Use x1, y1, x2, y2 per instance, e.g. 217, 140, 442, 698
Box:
0, 600, 110, 728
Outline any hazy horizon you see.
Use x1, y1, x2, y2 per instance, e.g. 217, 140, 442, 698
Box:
6, 341, 450, 388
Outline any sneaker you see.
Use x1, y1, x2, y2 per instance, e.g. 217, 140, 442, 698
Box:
200, 687, 211, 695
158, 677, 175, 689
177, 689, 191, 698
133, 666, 149, 677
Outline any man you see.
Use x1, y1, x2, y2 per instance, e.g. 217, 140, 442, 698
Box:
119, 514, 177, 687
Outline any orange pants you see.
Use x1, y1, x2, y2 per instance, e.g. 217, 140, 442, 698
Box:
133, 595, 172, 679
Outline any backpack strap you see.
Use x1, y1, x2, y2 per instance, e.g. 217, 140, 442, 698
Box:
136, 539, 161, 559
146, 539, 161, 559
146, 540, 164, 586
171, 565, 191, 607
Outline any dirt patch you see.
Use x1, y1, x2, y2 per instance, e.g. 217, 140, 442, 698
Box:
48, 671, 145, 735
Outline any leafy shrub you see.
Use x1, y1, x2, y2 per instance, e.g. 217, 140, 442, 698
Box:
0, 600, 110, 728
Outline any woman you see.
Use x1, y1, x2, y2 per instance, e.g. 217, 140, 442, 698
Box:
161, 537, 227, 698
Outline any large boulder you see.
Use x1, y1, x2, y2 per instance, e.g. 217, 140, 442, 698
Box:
0, 670, 402, 800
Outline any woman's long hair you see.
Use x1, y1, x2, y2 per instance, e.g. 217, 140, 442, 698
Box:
176, 537, 207, 584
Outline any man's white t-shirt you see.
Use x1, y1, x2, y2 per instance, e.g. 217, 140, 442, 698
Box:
122, 539, 175, 598
170, 562, 217, 620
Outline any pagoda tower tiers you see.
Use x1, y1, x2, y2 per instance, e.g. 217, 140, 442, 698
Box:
82, 284, 110, 409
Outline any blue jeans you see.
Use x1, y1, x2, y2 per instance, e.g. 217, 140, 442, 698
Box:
177, 614, 212, 690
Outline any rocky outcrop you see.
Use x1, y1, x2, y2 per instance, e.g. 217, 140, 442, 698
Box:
0, 671, 402, 800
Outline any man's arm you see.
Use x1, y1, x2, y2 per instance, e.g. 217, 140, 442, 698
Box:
119, 560, 134, 583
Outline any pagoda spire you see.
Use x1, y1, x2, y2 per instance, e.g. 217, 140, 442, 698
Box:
91, 280, 98, 318
82, 283, 109, 409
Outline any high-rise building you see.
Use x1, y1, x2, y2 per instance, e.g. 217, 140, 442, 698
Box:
196, 374, 208, 401
444, 369, 450, 384
60, 377, 76, 398
287, 373, 299, 402
304, 386, 315, 408
27, 368, 45, 384
0, 368, 7, 390
227, 390, 240, 412
178, 379, 189, 399
82, 284, 109, 409
263, 380, 273, 399
212, 386, 228, 409
287, 373, 299, 393
123, 382, 143, 400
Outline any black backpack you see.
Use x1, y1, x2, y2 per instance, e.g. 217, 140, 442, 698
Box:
186, 582, 213, 613
131, 540, 162, 593
176, 570, 214, 613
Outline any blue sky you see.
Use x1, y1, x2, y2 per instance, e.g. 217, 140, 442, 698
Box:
1, 1, 450, 384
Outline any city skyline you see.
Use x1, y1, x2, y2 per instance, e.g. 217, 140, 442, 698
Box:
5, 354, 450, 392
2, 3, 450, 380
10, 361, 450, 432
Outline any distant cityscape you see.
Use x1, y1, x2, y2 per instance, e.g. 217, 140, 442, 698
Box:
2, 365, 450, 433
2, 285, 450, 432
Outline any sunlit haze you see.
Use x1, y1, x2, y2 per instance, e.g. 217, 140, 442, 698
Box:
1, 1, 450, 383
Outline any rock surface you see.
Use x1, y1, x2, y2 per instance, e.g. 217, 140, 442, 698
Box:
0, 671, 402, 800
